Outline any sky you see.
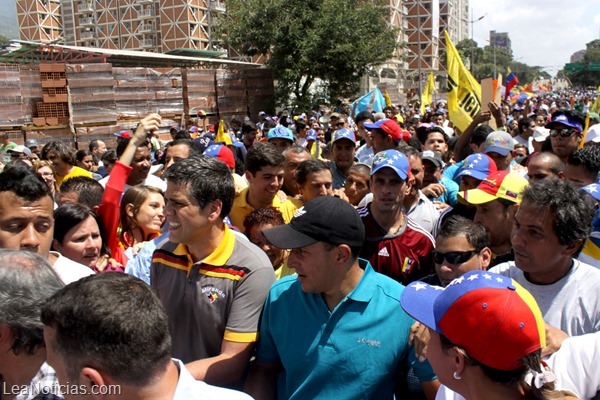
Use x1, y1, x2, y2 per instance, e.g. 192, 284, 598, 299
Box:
470, 0, 600, 76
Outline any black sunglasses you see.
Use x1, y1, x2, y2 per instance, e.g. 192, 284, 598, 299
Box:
433, 250, 479, 264
549, 128, 579, 138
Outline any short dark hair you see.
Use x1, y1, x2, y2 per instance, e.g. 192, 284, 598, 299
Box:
522, 178, 594, 248
243, 206, 285, 233
116, 138, 150, 158
41, 273, 171, 386
567, 146, 600, 180
58, 176, 104, 208
41, 141, 76, 165
354, 111, 374, 125
472, 125, 494, 146
296, 159, 331, 186
88, 139, 102, 152
0, 250, 63, 356
241, 121, 258, 134
529, 152, 565, 175
436, 215, 490, 251
101, 149, 118, 166
173, 130, 192, 140
75, 149, 93, 163
0, 164, 51, 202
164, 155, 234, 218
245, 142, 285, 174
518, 117, 534, 134
165, 139, 202, 158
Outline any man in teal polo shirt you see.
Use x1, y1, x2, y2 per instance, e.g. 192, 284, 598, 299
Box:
245, 196, 438, 399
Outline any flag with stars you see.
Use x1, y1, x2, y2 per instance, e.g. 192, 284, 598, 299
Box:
400, 270, 546, 371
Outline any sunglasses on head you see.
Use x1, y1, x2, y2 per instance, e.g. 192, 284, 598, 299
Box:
433, 250, 479, 264
549, 128, 579, 138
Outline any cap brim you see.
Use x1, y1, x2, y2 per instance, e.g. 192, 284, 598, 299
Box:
456, 170, 487, 181
484, 147, 510, 156
400, 281, 443, 332
262, 224, 318, 249
371, 164, 408, 180
458, 188, 498, 205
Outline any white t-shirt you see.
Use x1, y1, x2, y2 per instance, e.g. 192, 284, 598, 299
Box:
50, 251, 95, 284
172, 359, 253, 399
490, 259, 600, 336
99, 173, 167, 193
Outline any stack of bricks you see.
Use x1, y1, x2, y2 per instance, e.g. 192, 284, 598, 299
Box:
0, 64, 25, 126
35, 64, 69, 126
113, 67, 183, 120
66, 63, 117, 125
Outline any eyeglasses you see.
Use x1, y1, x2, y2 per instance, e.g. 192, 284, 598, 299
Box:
549, 128, 579, 138
433, 250, 479, 264
336, 122, 345, 127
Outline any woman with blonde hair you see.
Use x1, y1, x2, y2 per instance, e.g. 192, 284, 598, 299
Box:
401, 270, 579, 400
34, 160, 57, 198
118, 184, 165, 251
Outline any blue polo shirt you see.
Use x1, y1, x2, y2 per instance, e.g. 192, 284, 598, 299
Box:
255, 260, 435, 399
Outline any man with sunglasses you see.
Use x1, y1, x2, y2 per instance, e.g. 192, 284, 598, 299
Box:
422, 215, 491, 287
545, 109, 586, 162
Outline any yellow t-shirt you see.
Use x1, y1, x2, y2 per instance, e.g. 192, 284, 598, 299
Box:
56, 166, 93, 187
229, 187, 301, 232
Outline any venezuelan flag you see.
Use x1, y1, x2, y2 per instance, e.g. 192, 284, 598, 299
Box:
504, 69, 519, 99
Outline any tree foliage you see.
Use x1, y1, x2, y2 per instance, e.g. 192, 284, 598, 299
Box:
218, 0, 397, 109
453, 38, 551, 84
564, 39, 600, 87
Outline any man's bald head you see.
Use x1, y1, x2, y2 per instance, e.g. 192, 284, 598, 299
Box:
527, 152, 565, 183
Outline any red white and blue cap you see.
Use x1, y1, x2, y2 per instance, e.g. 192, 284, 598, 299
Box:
545, 113, 583, 131
267, 126, 294, 142
363, 118, 410, 142
401, 270, 546, 371
332, 128, 356, 144
189, 126, 199, 133
456, 153, 498, 181
115, 130, 132, 139
371, 149, 409, 180
203, 144, 235, 169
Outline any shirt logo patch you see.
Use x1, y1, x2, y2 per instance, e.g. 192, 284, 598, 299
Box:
378, 247, 390, 257
201, 285, 226, 304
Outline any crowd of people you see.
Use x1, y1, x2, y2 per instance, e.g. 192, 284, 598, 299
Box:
0, 90, 599, 400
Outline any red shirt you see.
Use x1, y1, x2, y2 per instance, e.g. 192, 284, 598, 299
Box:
359, 204, 435, 286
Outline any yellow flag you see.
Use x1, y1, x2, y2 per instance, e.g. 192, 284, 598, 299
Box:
444, 30, 481, 132
591, 86, 600, 113
579, 113, 591, 149
420, 72, 435, 115
383, 90, 393, 107
215, 120, 232, 145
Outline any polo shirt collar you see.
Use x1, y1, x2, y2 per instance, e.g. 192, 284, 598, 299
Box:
346, 259, 376, 303
202, 224, 235, 266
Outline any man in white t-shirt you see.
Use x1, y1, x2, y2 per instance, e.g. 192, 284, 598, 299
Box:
0, 165, 94, 284
491, 178, 600, 336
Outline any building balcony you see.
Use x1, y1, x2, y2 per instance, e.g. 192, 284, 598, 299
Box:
80, 31, 95, 40
77, 2, 94, 13
140, 39, 155, 48
210, 0, 226, 13
79, 16, 94, 26
139, 23, 154, 33
139, 8, 155, 18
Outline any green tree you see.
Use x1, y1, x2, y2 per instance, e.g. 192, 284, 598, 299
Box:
218, 0, 397, 109
0, 34, 11, 48
565, 39, 600, 87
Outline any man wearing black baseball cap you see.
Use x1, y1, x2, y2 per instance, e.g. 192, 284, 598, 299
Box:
245, 196, 438, 399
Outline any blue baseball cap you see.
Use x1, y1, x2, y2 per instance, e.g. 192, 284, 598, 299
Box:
332, 128, 356, 144
456, 153, 498, 181
268, 126, 294, 142
545, 113, 583, 131
306, 129, 317, 141
371, 149, 409, 180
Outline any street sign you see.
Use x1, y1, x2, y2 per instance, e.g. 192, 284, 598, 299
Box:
589, 62, 600, 71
